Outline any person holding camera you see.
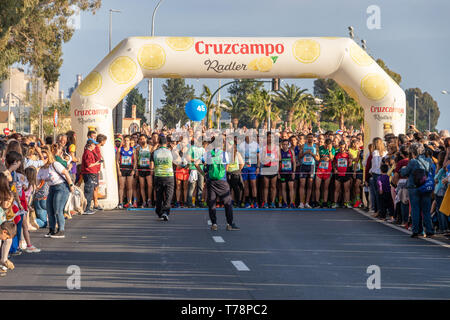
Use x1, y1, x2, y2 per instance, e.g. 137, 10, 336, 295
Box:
81, 140, 102, 215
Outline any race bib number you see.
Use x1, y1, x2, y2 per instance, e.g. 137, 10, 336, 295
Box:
318, 161, 329, 170
121, 155, 132, 166
281, 159, 292, 171
139, 158, 150, 167
337, 158, 347, 168
303, 155, 313, 164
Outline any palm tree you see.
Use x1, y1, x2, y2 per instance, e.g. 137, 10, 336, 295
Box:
248, 89, 279, 130
323, 87, 359, 130
273, 83, 309, 130
292, 98, 319, 132
200, 84, 216, 129
223, 96, 242, 129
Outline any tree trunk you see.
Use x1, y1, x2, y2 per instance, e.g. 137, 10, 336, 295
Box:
339, 115, 344, 130
287, 110, 294, 131
208, 108, 214, 129
232, 118, 239, 129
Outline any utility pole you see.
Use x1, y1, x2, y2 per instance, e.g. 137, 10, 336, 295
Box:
8, 67, 11, 130
413, 94, 417, 127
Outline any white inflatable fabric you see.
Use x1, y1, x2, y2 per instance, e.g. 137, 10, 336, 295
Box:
70, 37, 406, 209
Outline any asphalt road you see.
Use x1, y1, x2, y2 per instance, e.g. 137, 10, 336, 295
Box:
1, 207, 449, 300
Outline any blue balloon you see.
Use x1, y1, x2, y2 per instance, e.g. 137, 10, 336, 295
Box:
185, 99, 207, 122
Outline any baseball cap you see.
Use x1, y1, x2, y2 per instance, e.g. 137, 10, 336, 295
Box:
87, 138, 98, 145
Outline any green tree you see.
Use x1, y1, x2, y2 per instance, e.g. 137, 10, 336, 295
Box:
0, 0, 101, 89
313, 79, 339, 98
405, 88, 440, 132
248, 89, 279, 130
273, 83, 309, 130
125, 88, 146, 123
200, 84, 216, 129
323, 87, 361, 130
292, 99, 320, 132
158, 78, 195, 128
227, 79, 264, 128
376, 59, 401, 84
222, 95, 242, 129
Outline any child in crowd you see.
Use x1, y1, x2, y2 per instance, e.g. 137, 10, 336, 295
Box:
0, 221, 17, 277
377, 164, 394, 220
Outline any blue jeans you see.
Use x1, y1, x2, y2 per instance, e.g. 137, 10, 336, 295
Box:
33, 198, 47, 228
408, 188, 433, 235
400, 202, 409, 224
10, 215, 23, 254
435, 195, 448, 231
47, 183, 70, 232
83, 174, 97, 211
369, 174, 380, 211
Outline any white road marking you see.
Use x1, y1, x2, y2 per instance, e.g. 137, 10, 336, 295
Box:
212, 236, 225, 243
231, 260, 250, 271
353, 208, 450, 249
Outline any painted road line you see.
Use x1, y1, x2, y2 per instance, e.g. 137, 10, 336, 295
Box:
231, 260, 250, 271
353, 208, 450, 249
212, 236, 225, 243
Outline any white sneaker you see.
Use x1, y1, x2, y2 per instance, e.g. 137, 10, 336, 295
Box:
24, 245, 41, 253
20, 240, 27, 250
305, 203, 312, 209
298, 203, 305, 209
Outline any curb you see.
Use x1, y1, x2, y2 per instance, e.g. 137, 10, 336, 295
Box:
353, 208, 450, 249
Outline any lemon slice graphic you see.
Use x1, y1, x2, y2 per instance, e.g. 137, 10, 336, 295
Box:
361, 74, 389, 101
108, 56, 137, 84
292, 39, 320, 64
138, 44, 166, 70
166, 37, 194, 51
256, 57, 273, 72
350, 43, 373, 67
248, 58, 258, 71
77, 71, 102, 96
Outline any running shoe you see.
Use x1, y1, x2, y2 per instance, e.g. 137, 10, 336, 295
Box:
132, 202, 138, 208
45, 230, 55, 238
24, 245, 41, 253
263, 203, 269, 209
211, 224, 218, 231
226, 223, 240, 231
305, 203, 312, 209
298, 203, 305, 209
174, 202, 180, 208
245, 202, 251, 209
147, 200, 153, 208
50, 231, 65, 239
353, 200, 362, 208
83, 209, 96, 215
2, 259, 14, 270
282, 203, 288, 209
345, 202, 352, 209
93, 206, 103, 211
117, 203, 124, 209
331, 203, 338, 209
123, 202, 131, 208
269, 202, 276, 208
290, 203, 296, 209
253, 202, 259, 209
162, 214, 169, 221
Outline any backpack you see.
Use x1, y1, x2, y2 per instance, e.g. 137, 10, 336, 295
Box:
208, 149, 226, 180
414, 158, 434, 193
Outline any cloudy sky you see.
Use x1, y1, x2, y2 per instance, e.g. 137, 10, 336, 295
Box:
59, 0, 450, 130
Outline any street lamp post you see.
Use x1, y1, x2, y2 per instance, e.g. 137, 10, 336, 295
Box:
149, 0, 165, 131
414, 94, 417, 127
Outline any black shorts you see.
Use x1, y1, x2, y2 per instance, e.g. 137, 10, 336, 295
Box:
299, 164, 315, 179
355, 171, 363, 181
337, 175, 351, 183
138, 169, 152, 178
279, 172, 294, 182
120, 168, 133, 177
262, 174, 278, 180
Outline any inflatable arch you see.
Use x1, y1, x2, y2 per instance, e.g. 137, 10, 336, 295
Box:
71, 36, 406, 209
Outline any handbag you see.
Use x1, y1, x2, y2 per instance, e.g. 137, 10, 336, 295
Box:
416, 158, 434, 193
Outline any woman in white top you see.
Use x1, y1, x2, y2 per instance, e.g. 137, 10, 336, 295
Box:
41, 148, 74, 239
369, 137, 387, 214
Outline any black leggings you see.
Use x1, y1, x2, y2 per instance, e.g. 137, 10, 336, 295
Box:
207, 180, 233, 225
227, 171, 244, 205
